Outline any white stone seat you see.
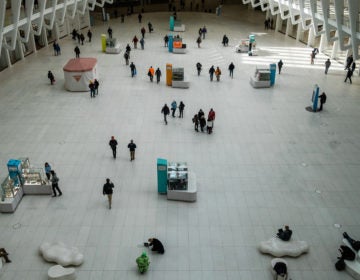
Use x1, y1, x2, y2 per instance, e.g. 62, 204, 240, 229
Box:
259, 237, 309, 257
40, 242, 84, 266
48, 265, 76, 280
342, 238, 360, 280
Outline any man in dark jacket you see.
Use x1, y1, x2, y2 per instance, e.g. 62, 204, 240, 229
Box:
278, 59, 283, 74
127, 139, 137, 161
103, 178, 114, 209
155, 68, 161, 83
109, 136, 118, 158
148, 238, 165, 254
318, 92, 327, 111
74, 46, 80, 58
277, 225, 292, 241
161, 104, 170, 125
130, 62, 136, 77
228, 62, 235, 78
209, 65, 215, 81
344, 68, 353, 84
107, 27, 113, 39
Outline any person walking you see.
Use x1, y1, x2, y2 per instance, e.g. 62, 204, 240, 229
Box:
0, 248, 11, 263
125, 44, 131, 54
351, 61, 356, 73
196, 36, 202, 48
161, 104, 170, 124
47, 70, 55, 85
202, 26, 207, 39
215, 66, 222, 81
124, 51, 130, 65
72, 29, 77, 40
55, 43, 61, 56
209, 65, 215, 81
324, 59, 331, 74
344, 68, 353, 84
199, 114, 206, 132
318, 92, 327, 111
140, 37, 145, 50
80, 33, 85, 45
132, 35, 139, 49
107, 27, 113, 39
196, 62, 202, 76
178, 101, 185, 118
141, 27, 146, 38
87, 29, 92, 42
192, 114, 199, 131
127, 139, 137, 161
198, 28, 202, 37
171, 100, 177, 117
278, 59, 283, 74
130, 62, 136, 77
89, 81, 96, 98
148, 22, 153, 33
94, 79, 99, 95
345, 54, 353, 70
74, 46, 80, 58
44, 162, 52, 181
53, 41, 58, 56
50, 170, 62, 197
155, 67, 161, 83
148, 66, 154, 82
103, 178, 114, 209
222, 35, 229, 46
109, 136, 118, 158
228, 62, 235, 78
138, 13, 142, 23
310, 51, 315, 64
208, 108, 216, 130
164, 35, 169, 47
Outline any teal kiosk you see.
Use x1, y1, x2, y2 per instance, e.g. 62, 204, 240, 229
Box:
311, 84, 320, 112
157, 158, 168, 194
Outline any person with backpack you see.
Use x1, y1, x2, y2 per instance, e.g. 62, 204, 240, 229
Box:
192, 114, 199, 131
161, 104, 170, 125
103, 178, 114, 209
50, 170, 62, 197
318, 92, 327, 111
215, 66, 222, 81
148, 66, 154, 82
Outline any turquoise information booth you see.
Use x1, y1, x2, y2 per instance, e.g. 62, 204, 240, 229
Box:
269, 63, 276, 86
169, 16, 174, 31
312, 84, 319, 112
168, 34, 173, 52
157, 158, 168, 194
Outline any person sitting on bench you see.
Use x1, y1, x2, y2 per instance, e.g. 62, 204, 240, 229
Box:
343, 232, 360, 252
273, 261, 287, 280
0, 248, 11, 263
277, 225, 292, 241
148, 238, 165, 254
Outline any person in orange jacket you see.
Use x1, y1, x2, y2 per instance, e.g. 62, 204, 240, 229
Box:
148, 66, 155, 82
215, 66, 221, 81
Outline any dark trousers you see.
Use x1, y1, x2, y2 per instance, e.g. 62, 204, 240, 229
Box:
319, 102, 323, 111
46, 173, 51, 180
194, 123, 199, 131
52, 183, 62, 196
344, 76, 352, 83
76, 53, 79, 58
171, 108, 176, 117
325, 66, 329, 74
163, 114, 168, 124
229, 70, 233, 78
112, 148, 116, 158
156, 76, 160, 83
210, 73, 213, 81
179, 109, 184, 118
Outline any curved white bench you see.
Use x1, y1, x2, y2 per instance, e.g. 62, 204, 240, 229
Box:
40, 242, 84, 266
48, 265, 76, 280
259, 237, 309, 257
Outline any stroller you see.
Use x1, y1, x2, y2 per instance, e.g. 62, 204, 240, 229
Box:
136, 251, 150, 274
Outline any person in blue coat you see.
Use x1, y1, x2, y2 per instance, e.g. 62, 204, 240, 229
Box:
44, 162, 51, 180
171, 101, 177, 117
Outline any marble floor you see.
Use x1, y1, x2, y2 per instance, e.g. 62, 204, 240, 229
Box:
0, 4, 359, 280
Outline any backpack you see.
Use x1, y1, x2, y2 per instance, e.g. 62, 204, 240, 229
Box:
335, 258, 345, 271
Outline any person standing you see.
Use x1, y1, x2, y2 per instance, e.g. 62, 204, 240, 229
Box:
109, 136, 118, 158
171, 100, 177, 117
148, 22, 153, 33
141, 27, 146, 38
89, 81, 95, 98
344, 68, 353, 84
164, 35, 169, 47
148, 66, 154, 82
310, 51, 315, 64
209, 65, 215, 81
138, 13, 142, 23
228, 62, 235, 78
48, 70, 55, 85
80, 33, 85, 45
124, 51, 130, 65
196, 62, 202, 76
103, 178, 114, 209
125, 44, 131, 54
351, 61, 356, 73
345, 54, 353, 70
55, 43, 61, 56
202, 26, 207, 39
130, 62, 136, 77
324, 59, 331, 74
192, 114, 199, 131
208, 108, 215, 124
155, 67, 161, 83
215, 67, 221, 81
127, 140, 137, 161
87, 29, 92, 42
318, 92, 327, 111
44, 162, 52, 181
94, 79, 99, 95
74, 46, 80, 58
140, 37, 145, 50
50, 170, 62, 197
178, 101, 185, 118
161, 104, 170, 124
196, 36, 202, 48
53, 41, 58, 56
132, 35, 139, 49
278, 59, 283, 74
107, 27, 113, 39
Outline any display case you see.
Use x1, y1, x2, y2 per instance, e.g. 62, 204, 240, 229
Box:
250, 67, 271, 88
22, 168, 52, 195
167, 162, 196, 202
105, 38, 121, 54
172, 68, 189, 89
0, 177, 24, 213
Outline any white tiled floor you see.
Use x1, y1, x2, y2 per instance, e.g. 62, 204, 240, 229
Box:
0, 4, 359, 280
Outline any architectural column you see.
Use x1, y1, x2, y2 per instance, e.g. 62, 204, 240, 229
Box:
42, 25, 48, 47
275, 14, 281, 32
4, 48, 12, 68
285, 19, 292, 37
296, 23, 302, 42
319, 33, 328, 53
17, 32, 24, 60
307, 25, 314, 47
331, 31, 339, 59
29, 31, 37, 54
